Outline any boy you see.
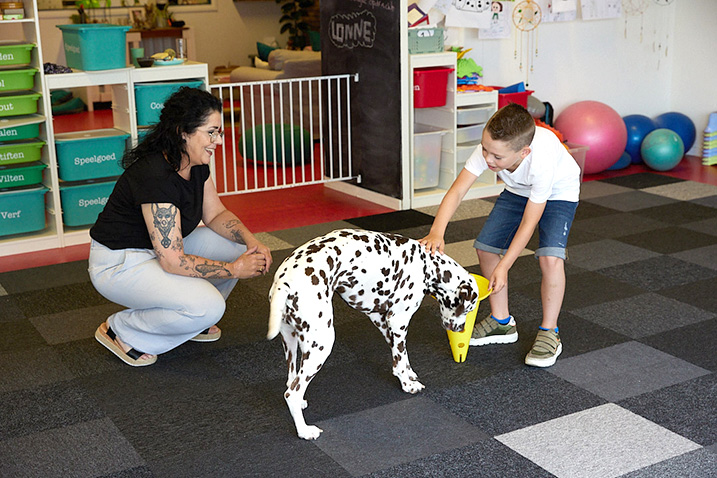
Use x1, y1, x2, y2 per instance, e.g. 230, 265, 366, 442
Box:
420, 103, 580, 367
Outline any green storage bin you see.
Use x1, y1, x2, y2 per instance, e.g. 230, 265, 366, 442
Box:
135, 80, 205, 126
0, 91, 42, 117
55, 129, 128, 181
0, 185, 47, 237
0, 42, 34, 67
0, 68, 37, 93
408, 28, 444, 54
57, 24, 131, 71
0, 116, 41, 141
0, 140, 45, 166
0, 161, 46, 188
60, 179, 116, 227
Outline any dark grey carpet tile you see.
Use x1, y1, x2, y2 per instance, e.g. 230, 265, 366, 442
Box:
0, 347, 74, 393
150, 429, 350, 478
0, 319, 47, 352
0, 418, 145, 478
681, 216, 717, 237
690, 194, 717, 208
0, 380, 104, 441
363, 439, 554, 478
630, 201, 717, 226
0, 296, 24, 322
619, 447, 717, 478
567, 238, 661, 271
596, 256, 717, 292
656, 277, 717, 313
0, 260, 90, 294
11, 282, 110, 318
551, 312, 632, 357
217, 284, 274, 346
425, 368, 606, 436
616, 226, 717, 254
574, 201, 622, 220
671, 244, 717, 271
345, 210, 436, 232
571, 211, 668, 238
314, 396, 488, 477
392, 216, 488, 245
579, 180, 632, 199
98, 466, 155, 478
28, 303, 124, 345
548, 341, 710, 402
267, 220, 358, 248
619, 374, 717, 446
572, 292, 715, 339
640, 318, 717, 371
599, 173, 685, 189
581, 190, 677, 211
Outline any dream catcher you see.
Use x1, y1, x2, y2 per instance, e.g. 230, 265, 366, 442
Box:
652, 0, 674, 69
512, 0, 542, 86
622, 0, 649, 41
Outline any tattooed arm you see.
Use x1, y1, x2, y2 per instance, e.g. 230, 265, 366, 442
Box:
141, 202, 265, 279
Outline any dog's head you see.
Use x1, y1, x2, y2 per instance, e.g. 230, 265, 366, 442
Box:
434, 269, 479, 333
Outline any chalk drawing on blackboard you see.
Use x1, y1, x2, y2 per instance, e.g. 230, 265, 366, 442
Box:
329, 10, 377, 49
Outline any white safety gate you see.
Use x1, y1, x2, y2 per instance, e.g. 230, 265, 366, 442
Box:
209, 74, 359, 196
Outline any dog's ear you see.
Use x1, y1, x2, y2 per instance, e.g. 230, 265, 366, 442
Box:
454, 281, 478, 317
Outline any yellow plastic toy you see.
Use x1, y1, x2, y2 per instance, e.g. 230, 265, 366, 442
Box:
446, 273, 492, 363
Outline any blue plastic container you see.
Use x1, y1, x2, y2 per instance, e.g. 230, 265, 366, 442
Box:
134, 80, 205, 126
55, 129, 128, 181
60, 179, 115, 227
57, 24, 131, 71
0, 185, 47, 236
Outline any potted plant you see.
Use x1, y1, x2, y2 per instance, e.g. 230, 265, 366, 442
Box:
275, 0, 315, 50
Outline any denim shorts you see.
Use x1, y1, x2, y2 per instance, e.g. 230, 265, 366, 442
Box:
474, 190, 578, 260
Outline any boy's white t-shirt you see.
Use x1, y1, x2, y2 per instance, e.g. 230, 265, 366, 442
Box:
465, 126, 581, 203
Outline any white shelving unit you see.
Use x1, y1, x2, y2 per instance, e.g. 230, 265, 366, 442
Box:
409, 52, 503, 209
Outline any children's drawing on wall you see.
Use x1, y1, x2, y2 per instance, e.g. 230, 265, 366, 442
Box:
538, 0, 578, 22
580, 0, 622, 20
479, 2, 511, 39
445, 0, 492, 28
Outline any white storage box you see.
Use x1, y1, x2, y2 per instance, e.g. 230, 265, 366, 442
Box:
456, 105, 494, 126
456, 123, 485, 145
413, 124, 447, 190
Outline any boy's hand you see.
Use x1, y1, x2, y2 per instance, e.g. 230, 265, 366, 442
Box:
419, 233, 445, 255
489, 263, 509, 294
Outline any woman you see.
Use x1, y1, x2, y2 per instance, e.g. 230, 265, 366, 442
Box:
89, 87, 272, 367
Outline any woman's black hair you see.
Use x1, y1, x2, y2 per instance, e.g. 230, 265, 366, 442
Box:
122, 87, 222, 170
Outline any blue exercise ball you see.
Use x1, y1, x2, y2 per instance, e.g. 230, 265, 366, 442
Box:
622, 114, 656, 164
653, 112, 696, 152
607, 151, 631, 170
641, 128, 684, 172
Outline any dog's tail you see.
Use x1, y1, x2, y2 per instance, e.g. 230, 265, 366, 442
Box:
267, 281, 289, 340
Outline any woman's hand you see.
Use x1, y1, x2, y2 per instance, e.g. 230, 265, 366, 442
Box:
229, 246, 268, 279
418, 232, 445, 255
245, 238, 273, 274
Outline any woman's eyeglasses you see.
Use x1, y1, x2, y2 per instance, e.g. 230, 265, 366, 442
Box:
205, 129, 224, 143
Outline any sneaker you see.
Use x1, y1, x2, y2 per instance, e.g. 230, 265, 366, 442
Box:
470, 315, 518, 346
525, 329, 562, 368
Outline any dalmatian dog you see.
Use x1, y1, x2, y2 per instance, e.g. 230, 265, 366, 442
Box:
267, 229, 479, 440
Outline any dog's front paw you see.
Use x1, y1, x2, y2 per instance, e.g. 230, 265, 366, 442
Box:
401, 379, 425, 394
297, 425, 323, 440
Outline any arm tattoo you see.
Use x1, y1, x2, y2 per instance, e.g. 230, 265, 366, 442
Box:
151, 204, 177, 248
195, 262, 230, 277
224, 219, 246, 244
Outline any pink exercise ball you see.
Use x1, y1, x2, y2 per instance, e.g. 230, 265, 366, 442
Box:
554, 101, 628, 175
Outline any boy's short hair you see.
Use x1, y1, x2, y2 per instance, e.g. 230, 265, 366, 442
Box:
485, 103, 536, 152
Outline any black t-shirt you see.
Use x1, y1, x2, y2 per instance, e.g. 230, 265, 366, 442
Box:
90, 154, 210, 250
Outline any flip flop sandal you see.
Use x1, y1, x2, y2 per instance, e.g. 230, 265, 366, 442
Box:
95, 323, 157, 367
190, 327, 221, 342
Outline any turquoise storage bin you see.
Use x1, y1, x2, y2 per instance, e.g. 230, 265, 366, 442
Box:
55, 129, 128, 181
0, 117, 41, 141
0, 185, 47, 237
0, 161, 46, 188
60, 179, 115, 227
135, 80, 205, 126
56, 24, 131, 71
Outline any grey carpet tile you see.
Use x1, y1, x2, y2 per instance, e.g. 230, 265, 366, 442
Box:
28, 302, 124, 345
364, 439, 555, 478
267, 220, 359, 247
0, 347, 75, 394
657, 277, 717, 313
574, 201, 623, 220
313, 396, 488, 477
547, 341, 710, 402
619, 374, 717, 446
345, 209, 436, 232
551, 312, 632, 357
571, 211, 668, 238
671, 243, 717, 271
581, 190, 677, 211
495, 403, 701, 478
426, 368, 606, 437
0, 380, 105, 441
630, 201, 717, 226
416, 197, 495, 219
11, 282, 110, 318
98, 465, 155, 478
0, 418, 146, 478
0, 296, 24, 322
599, 173, 686, 189
565, 239, 661, 271
596, 255, 717, 292
690, 194, 717, 209
619, 447, 717, 478
0, 318, 47, 352
681, 216, 717, 237
616, 226, 717, 254
640, 317, 717, 371
578, 180, 632, 199
643, 181, 717, 201
0, 260, 90, 294
571, 292, 715, 339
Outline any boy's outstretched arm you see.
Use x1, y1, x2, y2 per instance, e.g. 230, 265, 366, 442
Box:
419, 168, 477, 255
489, 199, 546, 293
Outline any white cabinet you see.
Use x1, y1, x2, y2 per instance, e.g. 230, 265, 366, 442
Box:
409, 52, 502, 208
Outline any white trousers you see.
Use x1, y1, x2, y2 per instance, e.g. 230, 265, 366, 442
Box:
88, 227, 246, 355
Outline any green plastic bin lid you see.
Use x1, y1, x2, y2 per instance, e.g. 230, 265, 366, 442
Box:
0, 68, 38, 77
0, 183, 47, 195
0, 114, 44, 130
0, 41, 35, 49
0, 91, 42, 100
55, 128, 130, 142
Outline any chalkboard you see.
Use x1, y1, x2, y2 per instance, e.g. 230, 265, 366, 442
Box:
321, 0, 402, 199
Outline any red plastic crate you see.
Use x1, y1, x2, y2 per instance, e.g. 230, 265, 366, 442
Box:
490, 86, 534, 109
414, 67, 454, 108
